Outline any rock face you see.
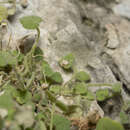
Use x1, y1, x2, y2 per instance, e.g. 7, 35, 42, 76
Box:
113, 0, 130, 19
104, 20, 130, 91
1, 0, 130, 127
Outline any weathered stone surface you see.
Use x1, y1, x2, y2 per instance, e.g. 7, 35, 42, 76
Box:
105, 24, 119, 49
1, 0, 130, 128
87, 57, 117, 83
113, 0, 130, 19
104, 19, 130, 90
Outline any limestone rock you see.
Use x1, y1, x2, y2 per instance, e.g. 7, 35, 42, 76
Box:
113, 0, 130, 19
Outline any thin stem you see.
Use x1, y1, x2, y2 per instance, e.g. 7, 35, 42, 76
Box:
50, 103, 55, 130
7, 33, 12, 49
31, 27, 40, 55
0, 40, 2, 50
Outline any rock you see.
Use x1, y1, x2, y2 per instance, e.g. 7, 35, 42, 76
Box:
105, 24, 119, 49
87, 57, 117, 83
104, 19, 130, 90
86, 100, 104, 124
20, 0, 28, 8
0, 0, 130, 128
99, 97, 122, 120
17, 33, 35, 53
113, 0, 130, 19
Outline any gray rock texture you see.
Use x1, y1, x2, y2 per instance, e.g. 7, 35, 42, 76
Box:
113, 0, 130, 19
1, 0, 130, 127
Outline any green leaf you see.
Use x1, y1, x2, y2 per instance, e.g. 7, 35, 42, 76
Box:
11, 50, 24, 63
73, 82, 87, 95
53, 114, 71, 130
42, 60, 54, 77
0, 116, 3, 130
85, 91, 95, 100
96, 89, 109, 101
32, 92, 42, 102
0, 5, 8, 22
20, 15, 42, 30
0, 51, 17, 68
120, 111, 129, 124
112, 82, 122, 94
35, 121, 47, 130
75, 71, 91, 82
49, 85, 61, 94
35, 112, 45, 121
13, 90, 32, 104
59, 53, 75, 70
0, 91, 15, 119
96, 117, 124, 130
34, 47, 44, 62
50, 72, 63, 84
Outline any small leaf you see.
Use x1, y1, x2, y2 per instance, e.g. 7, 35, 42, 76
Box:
96, 89, 109, 101
20, 15, 42, 30
35, 112, 45, 121
34, 47, 44, 62
50, 72, 63, 84
0, 51, 17, 68
112, 82, 122, 94
85, 91, 95, 100
49, 85, 61, 94
59, 53, 75, 70
73, 82, 87, 95
42, 60, 54, 77
53, 114, 71, 130
120, 111, 129, 124
75, 71, 91, 82
13, 90, 32, 104
32, 92, 42, 102
0, 90, 15, 119
11, 50, 24, 63
96, 117, 124, 130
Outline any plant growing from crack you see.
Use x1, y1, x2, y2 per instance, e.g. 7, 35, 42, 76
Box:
0, 13, 126, 130
20, 15, 42, 55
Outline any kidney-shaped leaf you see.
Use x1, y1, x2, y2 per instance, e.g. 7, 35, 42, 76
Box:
20, 15, 42, 30
96, 117, 124, 130
0, 51, 17, 68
